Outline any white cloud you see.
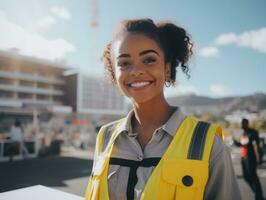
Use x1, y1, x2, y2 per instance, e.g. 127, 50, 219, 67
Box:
215, 27, 266, 53
238, 28, 266, 53
199, 46, 219, 57
33, 6, 72, 31
36, 15, 56, 30
51, 6, 71, 20
215, 33, 238, 45
0, 10, 75, 60
210, 84, 232, 97
164, 84, 199, 97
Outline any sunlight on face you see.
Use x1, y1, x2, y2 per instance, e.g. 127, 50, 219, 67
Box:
111, 33, 170, 104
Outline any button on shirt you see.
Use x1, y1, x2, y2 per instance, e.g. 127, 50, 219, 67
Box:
95, 107, 241, 200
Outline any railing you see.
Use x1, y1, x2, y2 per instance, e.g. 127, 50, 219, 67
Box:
0, 84, 64, 95
0, 98, 62, 107
0, 70, 64, 84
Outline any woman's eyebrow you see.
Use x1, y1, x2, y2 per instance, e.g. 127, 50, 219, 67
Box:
117, 53, 130, 59
117, 49, 159, 59
139, 49, 160, 56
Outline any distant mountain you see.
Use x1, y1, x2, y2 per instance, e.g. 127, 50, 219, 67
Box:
166, 93, 266, 115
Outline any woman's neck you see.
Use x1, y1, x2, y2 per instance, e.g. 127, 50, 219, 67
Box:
131, 95, 174, 130
130, 94, 176, 150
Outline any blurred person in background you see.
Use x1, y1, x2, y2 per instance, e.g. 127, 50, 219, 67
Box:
7, 119, 29, 161
233, 118, 265, 200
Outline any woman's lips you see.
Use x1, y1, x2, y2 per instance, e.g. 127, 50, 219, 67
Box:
126, 81, 153, 89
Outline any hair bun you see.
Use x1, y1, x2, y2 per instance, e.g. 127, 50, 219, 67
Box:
157, 23, 192, 64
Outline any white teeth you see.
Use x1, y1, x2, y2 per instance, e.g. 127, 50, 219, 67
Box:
130, 81, 151, 88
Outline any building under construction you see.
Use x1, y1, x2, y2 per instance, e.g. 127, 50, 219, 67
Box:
0, 50, 72, 132
0, 50, 127, 134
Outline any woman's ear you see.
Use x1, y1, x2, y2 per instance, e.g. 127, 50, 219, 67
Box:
165, 63, 171, 81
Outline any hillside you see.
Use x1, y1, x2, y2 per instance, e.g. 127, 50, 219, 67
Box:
166, 93, 266, 115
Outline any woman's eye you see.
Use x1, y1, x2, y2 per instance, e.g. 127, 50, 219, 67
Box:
143, 57, 156, 64
118, 61, 130, 68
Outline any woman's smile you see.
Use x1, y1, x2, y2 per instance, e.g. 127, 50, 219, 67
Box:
112, 33, 170, 103
126, 80, 154, 89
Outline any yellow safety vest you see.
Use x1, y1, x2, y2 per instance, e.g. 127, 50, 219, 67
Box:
85, 116, 223, 200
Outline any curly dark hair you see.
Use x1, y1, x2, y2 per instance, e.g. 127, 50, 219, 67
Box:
102, 18, 193, 85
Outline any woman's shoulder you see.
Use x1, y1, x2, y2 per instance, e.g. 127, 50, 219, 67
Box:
184, 115, 223, 138
209, 135, 229, 166
97, 118, 126, 151
100, 118, 125, 134
184, 117, 225, 161
101, 120, 120, 131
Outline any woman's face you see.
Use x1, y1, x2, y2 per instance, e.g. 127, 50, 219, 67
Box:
112, 33, 170, 104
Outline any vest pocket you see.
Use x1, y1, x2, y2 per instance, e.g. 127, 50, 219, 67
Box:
161, 159, 209, 200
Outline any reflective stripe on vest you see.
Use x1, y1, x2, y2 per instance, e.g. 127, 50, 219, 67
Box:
188, 121, 210, 160
85, 116, 223, 200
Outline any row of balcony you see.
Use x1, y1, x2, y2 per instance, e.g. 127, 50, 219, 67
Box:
0, 70, 64, 85
0, 98, 62, 108
0, 84, 64, 95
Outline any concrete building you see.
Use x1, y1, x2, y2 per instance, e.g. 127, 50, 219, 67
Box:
64, 72, 127, 116
0, 50, 127, 133
0, 50, 72, 129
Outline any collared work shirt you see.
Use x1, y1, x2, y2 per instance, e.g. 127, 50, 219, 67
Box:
94, 108, 241, 200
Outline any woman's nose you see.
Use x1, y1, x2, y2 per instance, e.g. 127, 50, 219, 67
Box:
129, 65, 144, 76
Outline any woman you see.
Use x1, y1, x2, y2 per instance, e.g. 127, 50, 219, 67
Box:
85, 18, 241, 200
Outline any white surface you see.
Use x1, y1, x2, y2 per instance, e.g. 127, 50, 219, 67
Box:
0, 185, 83, 200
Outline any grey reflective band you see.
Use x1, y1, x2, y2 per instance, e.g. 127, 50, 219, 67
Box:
187, 121, 210, 160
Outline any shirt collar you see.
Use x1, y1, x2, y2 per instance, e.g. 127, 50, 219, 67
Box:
161, 107, 187, 137
117, 107, 187, 137
116, 109, 134, 134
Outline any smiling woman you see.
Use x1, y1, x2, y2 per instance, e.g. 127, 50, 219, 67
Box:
85, 18, 241, 200
112, 33, 168, 104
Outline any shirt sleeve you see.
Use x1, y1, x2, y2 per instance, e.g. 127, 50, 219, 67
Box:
204, 136, 242, 200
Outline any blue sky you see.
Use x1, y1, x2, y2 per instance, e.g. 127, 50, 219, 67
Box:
0, 0, 265, 98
